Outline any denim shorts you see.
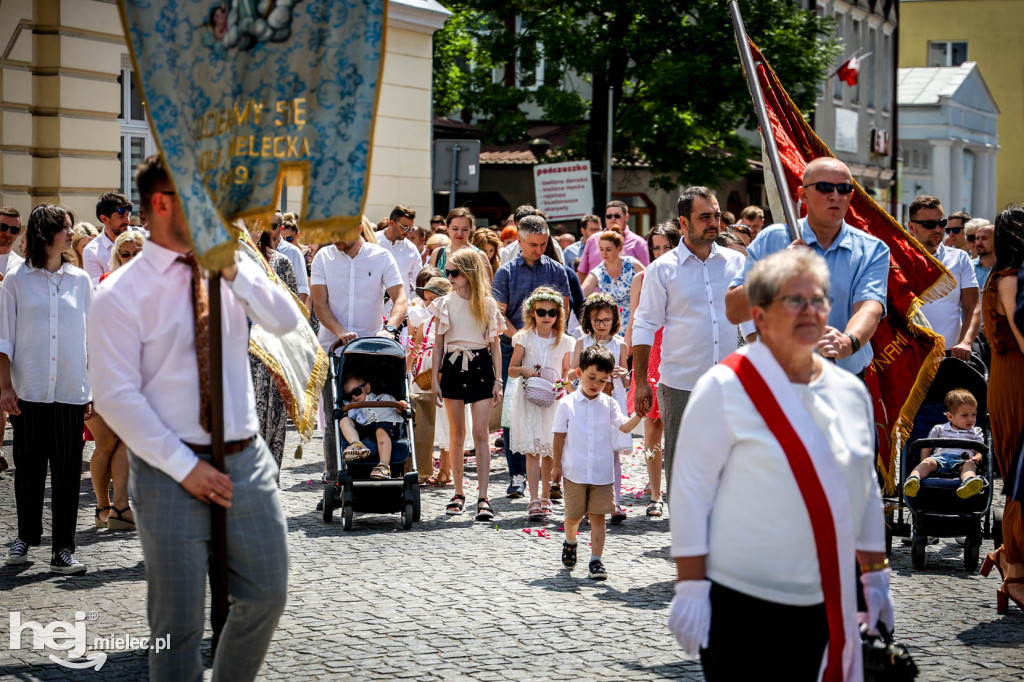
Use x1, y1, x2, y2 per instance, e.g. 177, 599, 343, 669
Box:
931, 451, 969, 476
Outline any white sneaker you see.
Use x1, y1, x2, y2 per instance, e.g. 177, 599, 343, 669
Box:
6, 538, 28, 565
49, 548, 86, 575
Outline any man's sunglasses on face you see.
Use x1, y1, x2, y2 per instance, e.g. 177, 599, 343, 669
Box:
0, 224, 21, 235
911, 218, 947, 230
803, 181, 855, 195
114, 206, 132, 216
945, 226, 963, 235
605, 212, 624, 220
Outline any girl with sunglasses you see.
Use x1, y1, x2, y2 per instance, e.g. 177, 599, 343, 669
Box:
429, 249, 504, 519
506, 287, 574, 520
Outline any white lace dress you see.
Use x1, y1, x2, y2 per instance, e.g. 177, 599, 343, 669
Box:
508, 330, 575, 458
582, 334, 633, 453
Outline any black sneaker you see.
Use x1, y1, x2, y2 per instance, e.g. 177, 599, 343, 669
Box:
588, 559, 608, 580
6, 538, 28, 565
561, 540, 578, 569
50, 548, 86, 575
507, 474, 526, 499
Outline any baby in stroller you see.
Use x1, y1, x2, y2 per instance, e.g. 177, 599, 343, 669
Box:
340, 373, 408, 480
904, 388, 985, 499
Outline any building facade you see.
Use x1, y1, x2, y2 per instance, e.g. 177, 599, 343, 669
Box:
899, 0, 1022, 212
0, 0, 447, 229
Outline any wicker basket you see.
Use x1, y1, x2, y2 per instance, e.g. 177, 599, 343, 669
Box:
525, 366, 560, 407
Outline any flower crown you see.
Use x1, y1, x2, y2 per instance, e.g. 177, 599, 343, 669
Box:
584, 292, 617, 307
523, 290, 563, 313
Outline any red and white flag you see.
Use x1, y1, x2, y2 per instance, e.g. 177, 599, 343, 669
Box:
836, 55, 861, 86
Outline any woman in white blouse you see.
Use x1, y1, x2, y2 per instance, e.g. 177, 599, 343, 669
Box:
1, 204, 92, 574
667, 249, 892, 680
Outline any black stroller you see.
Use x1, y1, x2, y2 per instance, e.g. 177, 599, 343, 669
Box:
321, 337, 421, 530
893, 355, 995, 571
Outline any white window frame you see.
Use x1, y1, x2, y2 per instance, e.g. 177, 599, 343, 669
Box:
119, 55, 156, 209
928, 40, 968, 67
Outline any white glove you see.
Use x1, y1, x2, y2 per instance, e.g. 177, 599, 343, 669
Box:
666, 579, 712, 657
859, 568, 895, 635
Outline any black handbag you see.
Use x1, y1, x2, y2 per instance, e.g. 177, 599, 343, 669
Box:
862, 623, 919, 682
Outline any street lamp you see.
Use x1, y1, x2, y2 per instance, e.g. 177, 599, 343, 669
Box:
528, 137, 551, 162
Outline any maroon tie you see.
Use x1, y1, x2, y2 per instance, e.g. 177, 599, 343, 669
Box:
177, 253, 212, 433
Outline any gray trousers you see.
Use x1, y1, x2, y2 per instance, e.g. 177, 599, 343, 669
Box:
657, 384, 692, 495
130, 437, 288, 682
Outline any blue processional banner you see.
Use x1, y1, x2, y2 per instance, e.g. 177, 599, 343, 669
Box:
118, 0, 387, 269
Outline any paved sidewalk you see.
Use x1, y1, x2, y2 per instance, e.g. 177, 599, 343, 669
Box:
1, 427, 1022, 680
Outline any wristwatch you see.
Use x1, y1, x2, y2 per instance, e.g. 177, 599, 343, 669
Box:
845, 332, 862, 353
383, 324, 398, 337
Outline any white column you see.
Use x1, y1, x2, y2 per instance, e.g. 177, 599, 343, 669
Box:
971, 145, 990, 219
949, 141, 963, 211
930, 140, 953, 208
986, 149, 998, 219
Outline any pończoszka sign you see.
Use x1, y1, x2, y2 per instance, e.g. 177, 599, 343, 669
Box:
533, 161, 593, 221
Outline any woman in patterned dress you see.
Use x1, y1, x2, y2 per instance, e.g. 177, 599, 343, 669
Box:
581, 230, 645, 330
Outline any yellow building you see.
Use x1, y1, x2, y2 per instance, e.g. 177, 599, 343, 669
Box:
899, 0, 1024, 211
0, 0, 448, 229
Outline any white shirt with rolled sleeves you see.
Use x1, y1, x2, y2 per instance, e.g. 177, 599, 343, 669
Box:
552, 390, 629, 486
276, 239, 310, 296
374, 229, 421, 302
632, 241, 745, 391
82, 230, 116, 287
87, 241, 304, 483
0, 262, 91, 404
310, 241, 402, 351
0, 251, 24, 278
920, 243, 978, 348
670, 356, 884, 604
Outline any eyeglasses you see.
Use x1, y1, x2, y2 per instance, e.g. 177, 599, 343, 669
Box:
445, 269, 461, 279
773, 295, 833, 313
967, 234, 976, 242
944, 227, 963, 235
270, 222, 282, 229
910, 218, 948, 230
396, 221, 413, 232
114, 206, 133, 216
605, 213, 624, 220
0, 224, 21, 235
119, 250, 137, 260
803, 181, 854, 195
342, 381, 369, 401
534, 308, 559, 318
591, 317, 614, 325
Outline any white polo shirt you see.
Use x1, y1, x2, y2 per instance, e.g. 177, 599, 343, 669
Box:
310, 241, 402, 351
552, 390, 629, 485
375, 229, 421, 300
276, 239, 310, 296
920, 243, 978, 348
82, 230, 117, 287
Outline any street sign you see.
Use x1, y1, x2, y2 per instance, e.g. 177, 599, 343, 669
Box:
432, 139, 481, 196
533, 160, 593, 221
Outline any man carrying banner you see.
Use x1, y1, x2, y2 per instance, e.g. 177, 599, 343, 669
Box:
725, 158, 890, 377
88, 155, 304, 681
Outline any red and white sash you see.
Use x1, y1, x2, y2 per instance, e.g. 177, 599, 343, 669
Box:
722, 344, 861, 682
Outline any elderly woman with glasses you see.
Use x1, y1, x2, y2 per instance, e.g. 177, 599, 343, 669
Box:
667, 248, 892, 681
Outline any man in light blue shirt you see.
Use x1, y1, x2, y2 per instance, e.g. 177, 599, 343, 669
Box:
725, 158, 890, 375
563, 214, 602, 275
972, 222, 995, 291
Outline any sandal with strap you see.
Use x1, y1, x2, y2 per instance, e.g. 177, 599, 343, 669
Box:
980, 548, 1006, 581
475, 498, 494, 522
369, 463, 391, 480
95, 506, 113, 528
527, 499, 544, 522
998, 577, 1024, 615
446, 494, 466, 516
646, 500, 664, 517
540, 498, 553, 515
343, 441, 371, 462
106, 506, 135, 531
428, 469, 451, 487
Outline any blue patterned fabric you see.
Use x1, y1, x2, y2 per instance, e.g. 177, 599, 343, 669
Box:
120, 0, 385, 268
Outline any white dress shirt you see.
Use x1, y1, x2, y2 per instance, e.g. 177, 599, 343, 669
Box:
670, 355, 884, 604
87, 241, 303, 483
0, 251, 25, 278
920, 243, 978, 348
374, 229, 421, 301
632, 241, 745, 391
310, 241, 402, 351
276, 239, 310, 296
82, 230, 116, 287
552, 390, 629, 485
0, 262, 92, 404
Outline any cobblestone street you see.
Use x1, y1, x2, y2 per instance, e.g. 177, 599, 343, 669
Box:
1, 426, 1022, 680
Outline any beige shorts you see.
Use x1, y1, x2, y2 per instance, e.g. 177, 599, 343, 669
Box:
563, 479, 615, 519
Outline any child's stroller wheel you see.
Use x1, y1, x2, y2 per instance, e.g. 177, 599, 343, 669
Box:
342, 504, 353, 531
322, 487, 335, 523
402, 502, 414, 530
964, 543, 980, 573
911, 535, 927, 569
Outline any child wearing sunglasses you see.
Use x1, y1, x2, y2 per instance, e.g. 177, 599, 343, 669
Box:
507, 286, 575, 521
338, 374, 407, 480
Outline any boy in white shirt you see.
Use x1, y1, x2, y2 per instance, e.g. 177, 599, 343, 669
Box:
339, 374, 408, 480
905, 388, 986, 499
553, 345, 641, 579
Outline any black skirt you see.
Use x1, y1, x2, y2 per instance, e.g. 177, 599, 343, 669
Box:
438, 348, 495, 404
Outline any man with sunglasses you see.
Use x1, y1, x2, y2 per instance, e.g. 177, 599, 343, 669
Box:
82, 192, 134, 287
375, 205, 421, 304
945, 210, 971, 252
726, 158, 890, 377
576, 200, 650, 277
907, 195, 980, 361
270, 211, 310, 305
0, 206, 25, 280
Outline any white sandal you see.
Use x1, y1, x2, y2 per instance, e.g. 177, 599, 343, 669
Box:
369, 463, 391, 480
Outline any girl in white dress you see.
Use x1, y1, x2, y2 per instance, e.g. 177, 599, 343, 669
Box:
507, 287, 575, 520
572, 293, 631, 522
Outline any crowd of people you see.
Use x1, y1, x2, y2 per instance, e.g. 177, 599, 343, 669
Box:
2, 152, 1023, 680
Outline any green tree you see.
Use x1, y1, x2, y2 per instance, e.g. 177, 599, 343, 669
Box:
433, 1, 839, 208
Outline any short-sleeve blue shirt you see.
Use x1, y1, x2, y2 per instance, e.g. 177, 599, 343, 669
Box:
730, 218, 890, 373
492, 254, 571, 334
